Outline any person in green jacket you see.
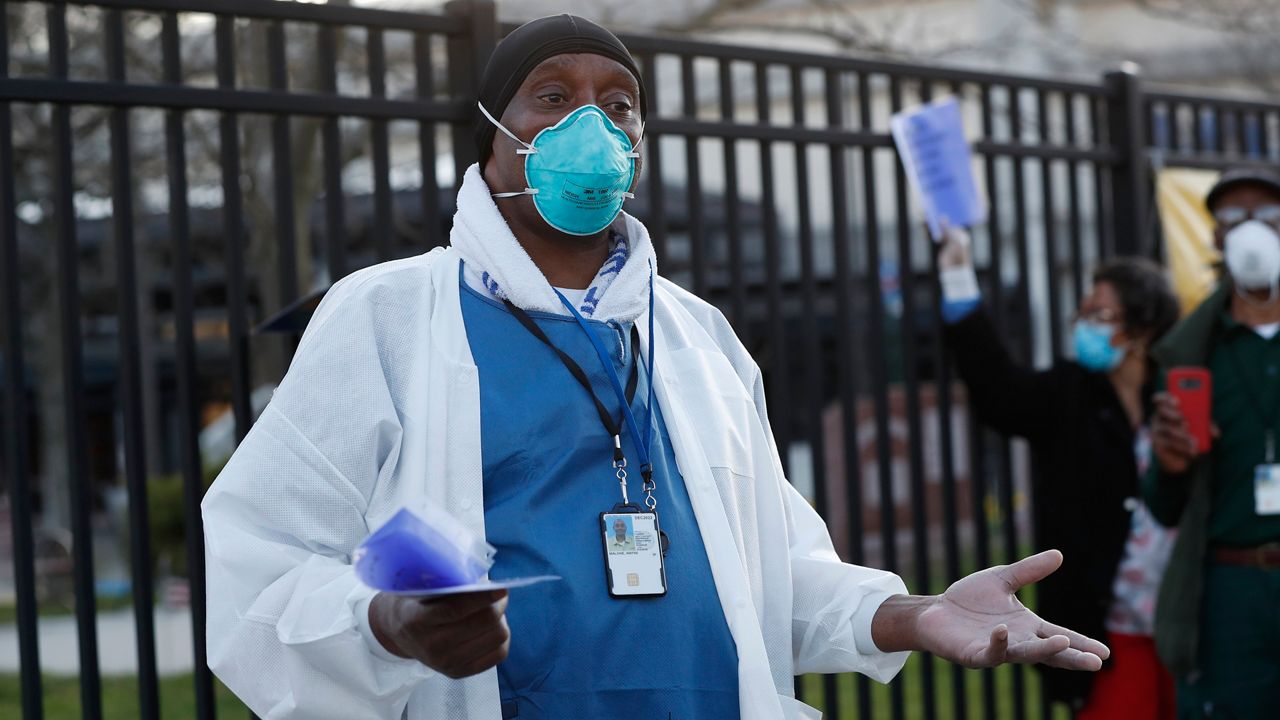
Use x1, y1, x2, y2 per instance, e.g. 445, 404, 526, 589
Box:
1147, 166, 1280, 719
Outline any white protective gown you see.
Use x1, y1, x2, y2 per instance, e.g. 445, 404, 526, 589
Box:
202, 166, 910, 720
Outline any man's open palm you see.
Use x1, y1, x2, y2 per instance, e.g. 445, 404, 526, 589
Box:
915, 550, 1110, 670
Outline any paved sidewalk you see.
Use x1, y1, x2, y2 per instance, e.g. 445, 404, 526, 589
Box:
0, 607, 195, 677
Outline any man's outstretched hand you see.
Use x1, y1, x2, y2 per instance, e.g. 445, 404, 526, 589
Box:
872, 550, 1109, 670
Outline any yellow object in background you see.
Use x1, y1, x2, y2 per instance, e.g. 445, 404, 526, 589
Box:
1156, 167, 1222, 314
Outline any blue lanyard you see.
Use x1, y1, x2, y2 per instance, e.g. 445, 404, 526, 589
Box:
554, 269, 657, 483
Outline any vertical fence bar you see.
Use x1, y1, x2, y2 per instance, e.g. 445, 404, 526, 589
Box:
1223, 106, 1233, 155
936, 79, 970, 720
788, 63, 839, 715
719, 59, 747, 339
1104, 69, 1148, 257
163, 15, 216, 719
105, 9, 161, 719
870, 73, 906, 720
47, 3, 104, 716
413, 31, 442, 249
942, 77, 967, 717
1037, 90, 1064, 360
1033, 89, 1060, 720
1213, 106, 1227, 156
755, 63, 789, 479
975, 81, 1001, 717
368, 27, 394, 262
1065, 94, 1085, 308
1145, 100, 1166, 265
215, 16, 252, 442
1243, 111, 1261, 158
444, 0, 495, 182
640, 53, 667, 264
317, 23, 347, 281
1257, 110, 1270, 158
266, 21, 300, 317
1192, 103, 1205, 154
1006, 84, 1032, 720
1010, 86, 1033, 364
1172, 101, 1189, 154
823, 65, 871, 720
1091, 96, 1114, 259
897, 74, 943, 720
680, 55, 707, 298
1148, 101, 1167, 153
0, 4, 43, 716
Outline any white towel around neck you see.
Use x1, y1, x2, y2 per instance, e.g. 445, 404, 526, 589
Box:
449, 163, 657, 323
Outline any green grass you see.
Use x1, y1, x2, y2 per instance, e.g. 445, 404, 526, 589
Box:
0, 596, 134, 626
0, 673, 249, 719
0, 533, 1069, 717
0, 666, 1066, 720
801, 655, 1072, 720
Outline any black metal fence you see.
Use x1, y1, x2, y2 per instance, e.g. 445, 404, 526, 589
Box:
1, 1, 1277, 719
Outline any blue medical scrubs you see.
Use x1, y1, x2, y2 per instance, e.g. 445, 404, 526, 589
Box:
460, 277, 740, 719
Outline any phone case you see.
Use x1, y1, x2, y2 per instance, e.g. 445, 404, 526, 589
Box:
1168, 367, 1212, 454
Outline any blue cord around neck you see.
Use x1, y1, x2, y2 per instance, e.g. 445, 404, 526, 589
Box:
554, 267, 657, 480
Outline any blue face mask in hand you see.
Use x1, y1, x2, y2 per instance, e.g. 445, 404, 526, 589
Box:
1073, 320, 1127, 372
480, 103, 640, 236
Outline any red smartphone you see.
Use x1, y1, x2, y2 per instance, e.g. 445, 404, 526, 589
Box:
1168, 367, 1212, 454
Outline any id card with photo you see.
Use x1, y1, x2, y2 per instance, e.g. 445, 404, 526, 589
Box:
600, 512, 667, 598
1255, 464, 1280, 515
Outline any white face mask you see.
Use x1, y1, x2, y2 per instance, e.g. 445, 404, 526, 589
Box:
1224, 219, 1280, 297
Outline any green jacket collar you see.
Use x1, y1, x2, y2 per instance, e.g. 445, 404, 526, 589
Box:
1151, 283, 1232, 368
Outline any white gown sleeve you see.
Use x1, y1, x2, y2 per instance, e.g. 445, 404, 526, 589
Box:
201, 274, 432, 719
747, 365, 912, 683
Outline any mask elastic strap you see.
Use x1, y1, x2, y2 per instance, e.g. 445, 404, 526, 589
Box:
478, 101, 537, 156
1236, 281, 1280, 306
491, 185, 627, 199
626, 125, 645, 160
618, 125, 642, 198
492, 188, 539, 199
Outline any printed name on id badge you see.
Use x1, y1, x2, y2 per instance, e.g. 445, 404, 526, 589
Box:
600, 512, 667, 598
1255, 464, 1280, 515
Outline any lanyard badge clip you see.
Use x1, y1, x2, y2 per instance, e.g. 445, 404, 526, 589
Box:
613, 434, 630, 505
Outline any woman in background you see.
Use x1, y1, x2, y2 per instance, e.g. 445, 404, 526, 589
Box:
935, 224, 1181, 720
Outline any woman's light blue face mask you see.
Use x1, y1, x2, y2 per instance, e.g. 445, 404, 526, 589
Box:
480, 102, 641, 236
1072, 320, 1127, 372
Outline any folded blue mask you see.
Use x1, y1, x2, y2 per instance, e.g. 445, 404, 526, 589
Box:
353, 508, 491, 591
481, 103, 640, 236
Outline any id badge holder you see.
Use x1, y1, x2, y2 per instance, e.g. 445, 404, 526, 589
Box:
600, 505, 667, 598
1254, 464, 1280, 515
1254, 432, 1280, 516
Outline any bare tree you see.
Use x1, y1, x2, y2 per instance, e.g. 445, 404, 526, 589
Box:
8, 3, 139, 530
7, 1, 380, 533
652, 0, 917, 56
1132, 0, 1280, 93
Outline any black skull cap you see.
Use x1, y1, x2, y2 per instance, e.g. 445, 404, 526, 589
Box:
474, 14, 646, 167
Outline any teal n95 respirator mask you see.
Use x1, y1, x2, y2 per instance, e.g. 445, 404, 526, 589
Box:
480, 102, 640, 236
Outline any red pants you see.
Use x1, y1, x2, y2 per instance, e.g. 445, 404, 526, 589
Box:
1077, 632, 1175, 720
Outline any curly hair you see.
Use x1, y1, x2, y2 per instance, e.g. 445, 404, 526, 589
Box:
1092, 257, 1180, 343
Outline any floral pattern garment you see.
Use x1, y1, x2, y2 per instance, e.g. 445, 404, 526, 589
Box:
1105, 428, 1179, 636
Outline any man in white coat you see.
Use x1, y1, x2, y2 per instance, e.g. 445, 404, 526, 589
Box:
202, 14, 1108, 720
